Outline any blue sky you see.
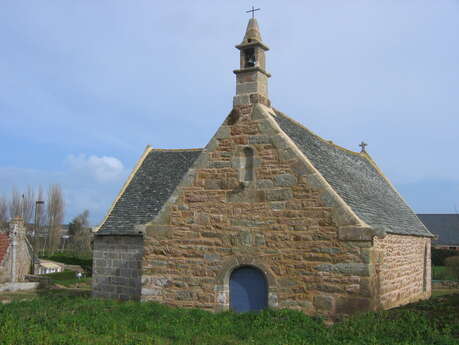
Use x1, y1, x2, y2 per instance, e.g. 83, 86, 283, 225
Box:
1, 1, 458, 225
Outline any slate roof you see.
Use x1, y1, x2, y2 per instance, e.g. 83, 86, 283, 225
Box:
273, 110, 433, 237
417, 214, 459, 245
97, 149, 202, 235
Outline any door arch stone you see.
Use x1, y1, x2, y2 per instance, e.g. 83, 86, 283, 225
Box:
215, 257, 277, 312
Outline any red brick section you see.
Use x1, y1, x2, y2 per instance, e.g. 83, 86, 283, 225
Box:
0, 233, 9, 264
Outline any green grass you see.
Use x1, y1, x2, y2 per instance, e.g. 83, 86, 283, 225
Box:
432, 289, 459, 298
0, 294, 458, 345
0, 288, 91, 304
433, 266, 459, 281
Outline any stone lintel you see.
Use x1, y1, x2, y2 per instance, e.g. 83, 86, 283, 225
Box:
235, 41, 270, 51
338, 226, 386, 241
233, 66, 271, 78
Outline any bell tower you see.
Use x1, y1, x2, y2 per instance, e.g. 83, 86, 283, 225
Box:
233, 18, 271, 107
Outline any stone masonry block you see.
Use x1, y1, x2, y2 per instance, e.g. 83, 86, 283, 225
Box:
315, 263, 370, 277
256, 179, 274, 189
313, 295, 335, 311
266, 189, 293, 201
274, 174, 297, 187
215, 126, 230, 139
338, 226, 378, 241
248, 135, 271, 145
336, 297, 371, 315
209, 161, 232, 169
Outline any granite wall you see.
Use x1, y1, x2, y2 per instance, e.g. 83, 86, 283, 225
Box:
374, 234, 431, 309
92, 235, 143, 301
142, 103, 377, 317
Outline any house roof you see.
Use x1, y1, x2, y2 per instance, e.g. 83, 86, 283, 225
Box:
38, 259, 64, 270
97, 148, 202, 235
273, 110, 433, 238
417, 214, 459, 245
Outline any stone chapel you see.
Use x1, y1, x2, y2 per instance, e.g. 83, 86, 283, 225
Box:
92, 18, 434, 318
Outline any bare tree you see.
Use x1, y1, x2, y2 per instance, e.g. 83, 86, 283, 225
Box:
0, 195, 8, 230
9, 187, 22, 219
47, 184, 64, 254
68, 210, 92, 256
22, 186, 35, 224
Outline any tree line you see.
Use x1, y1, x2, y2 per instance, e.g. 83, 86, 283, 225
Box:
0, 184, 92, 257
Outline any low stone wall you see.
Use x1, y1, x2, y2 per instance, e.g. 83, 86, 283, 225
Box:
432, 280, 459, 289
25, 274, 52, 289
92, 235, 143, 301
0, 282, 39, 292
374, 234, 431, 309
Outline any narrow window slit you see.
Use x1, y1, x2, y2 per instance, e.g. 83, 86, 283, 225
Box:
242, 147, 254, 182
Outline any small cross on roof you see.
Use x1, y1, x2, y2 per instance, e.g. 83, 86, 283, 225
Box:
246, 6, 260, 18
359, 141, 368, 153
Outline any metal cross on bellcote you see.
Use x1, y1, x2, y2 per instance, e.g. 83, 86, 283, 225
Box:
359, 141, 368, 153
246, 6, 260, 18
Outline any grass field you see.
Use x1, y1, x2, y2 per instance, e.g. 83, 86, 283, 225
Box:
433, 266, 458, 281
0, 292, 458, 345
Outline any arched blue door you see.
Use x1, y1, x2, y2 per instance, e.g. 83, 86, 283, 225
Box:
229, 266, 268, 312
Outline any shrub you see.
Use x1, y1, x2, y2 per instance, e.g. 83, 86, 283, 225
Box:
445, 256, 459, 281
41, 251, 93, 276
431, 248, 459, 266
432, 266, 448, 280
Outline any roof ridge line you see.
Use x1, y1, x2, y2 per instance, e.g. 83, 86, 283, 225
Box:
150, 148, 203, 152
260, 104, 368, 229
358, 143, 433, 237
272, 108, 365, 158
95, 145, 154, 233
272, 106, 433, 237
418, 213, 459, 215
272, 109, 400, 190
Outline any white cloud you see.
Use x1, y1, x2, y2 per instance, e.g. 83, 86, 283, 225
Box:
66, 154, 125, 182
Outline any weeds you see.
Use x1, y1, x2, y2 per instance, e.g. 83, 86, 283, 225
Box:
0, 294, 458, 345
